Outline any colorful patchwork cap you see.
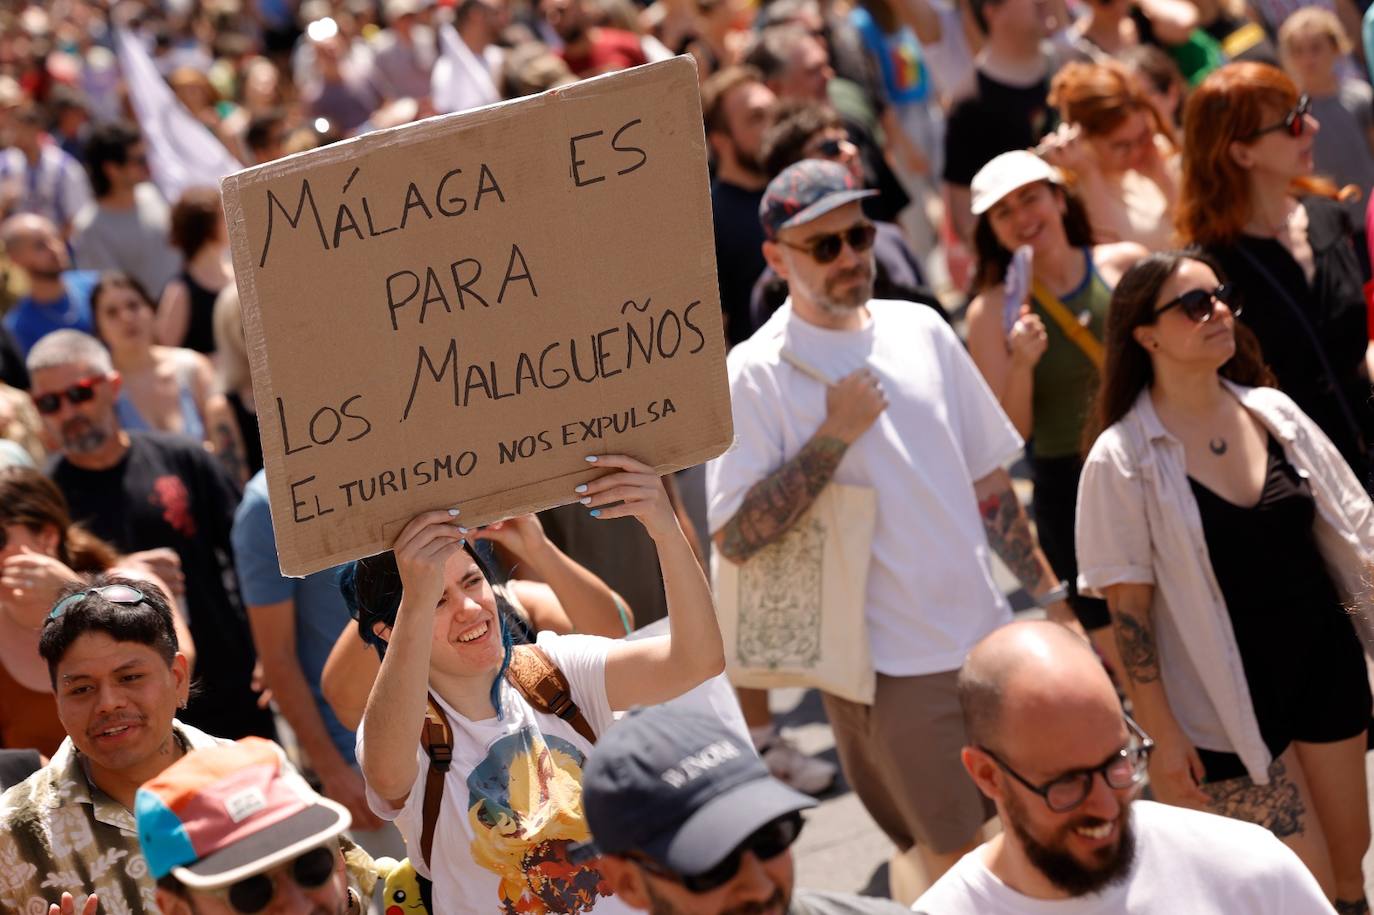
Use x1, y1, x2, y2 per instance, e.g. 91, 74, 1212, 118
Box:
135, 737, 351, 889
758, 158, 878, 240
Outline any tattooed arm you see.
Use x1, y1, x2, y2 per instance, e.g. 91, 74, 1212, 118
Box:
972, 468, 1076, 626
1103, 582, 1209, 807
714, 367, 887, 563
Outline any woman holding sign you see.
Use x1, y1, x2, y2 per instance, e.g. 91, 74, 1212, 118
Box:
352, 454, 724, 915
963, 150, 1144, 662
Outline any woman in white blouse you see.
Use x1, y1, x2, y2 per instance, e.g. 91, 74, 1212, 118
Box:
1075, 250, 1374, 908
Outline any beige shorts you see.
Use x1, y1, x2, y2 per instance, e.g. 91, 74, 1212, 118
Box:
822, 669, 994, 855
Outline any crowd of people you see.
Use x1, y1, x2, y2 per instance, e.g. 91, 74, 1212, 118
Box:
2, 0, 1374, 911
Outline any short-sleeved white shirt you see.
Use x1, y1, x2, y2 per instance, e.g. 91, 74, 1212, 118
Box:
706, 300, 1024, 676
912, 800, 1335, 914
357, 631, 635, 915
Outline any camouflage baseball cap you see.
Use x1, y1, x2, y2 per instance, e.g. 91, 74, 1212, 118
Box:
759, 159, 878, 241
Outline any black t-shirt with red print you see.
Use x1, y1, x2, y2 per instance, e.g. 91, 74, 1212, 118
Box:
48, 431, 274, 742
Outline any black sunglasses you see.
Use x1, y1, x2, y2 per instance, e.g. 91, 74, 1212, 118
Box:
1240, 95, 1311, 141
628, 812, 804, 894
31, 375, 108, 415
205, 845, 337, 914
806, 137, 845, 159
778, 222, 876, 265
979, 716, 1154, 814
1153, 283, 1239, 323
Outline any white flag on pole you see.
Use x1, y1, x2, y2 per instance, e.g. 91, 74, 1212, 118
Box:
114, 27, 243, 204
431, 22, 500, 114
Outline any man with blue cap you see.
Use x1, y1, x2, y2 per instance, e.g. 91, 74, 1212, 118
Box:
706, 158, 1077, 898
577, 704, 910, 914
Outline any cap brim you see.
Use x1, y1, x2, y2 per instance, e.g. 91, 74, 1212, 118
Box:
171, 798, 351, 889
777, 189, 878, 235
649, 777, 816, 875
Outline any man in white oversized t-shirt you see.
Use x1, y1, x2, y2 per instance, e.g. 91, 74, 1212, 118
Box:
706, 159, 1078, 893
913, 621, 1334, 914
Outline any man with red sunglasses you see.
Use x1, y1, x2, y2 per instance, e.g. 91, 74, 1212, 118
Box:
578, 704, 910, 915
25, 329, 274, 745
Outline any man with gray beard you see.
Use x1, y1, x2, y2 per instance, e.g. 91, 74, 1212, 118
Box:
913, 621, 1333, 913
27, 330, 272, 742
706, 159, 1077, 896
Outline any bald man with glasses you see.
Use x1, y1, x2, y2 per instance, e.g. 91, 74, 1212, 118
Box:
913, 621, 1335, 913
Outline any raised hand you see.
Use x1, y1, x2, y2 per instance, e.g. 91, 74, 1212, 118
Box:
577, 455, 678, 541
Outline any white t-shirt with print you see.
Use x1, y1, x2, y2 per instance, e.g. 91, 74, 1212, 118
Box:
911, 801, 1335, 914
707, 300, 1023, 676
358, 630, 635, 915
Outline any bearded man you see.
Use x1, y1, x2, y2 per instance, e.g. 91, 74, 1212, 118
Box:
706, 158, 1078, 892
914, 621, 1333, 913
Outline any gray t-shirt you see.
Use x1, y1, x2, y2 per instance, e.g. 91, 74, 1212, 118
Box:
71, 182, 182, 299
1310, 82, 1374, 226
790, 889, 912, 915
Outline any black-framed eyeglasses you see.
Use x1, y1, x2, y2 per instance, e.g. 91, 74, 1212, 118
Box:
778, 221, 876, 265
1153, 283, 1239, 323
979, 716, 1154, 813
626, 811, 804, 894
48, 584, 145, 621
1240, 94, 1311, 141
30, 375, 109, 415
202, 844, 338, 914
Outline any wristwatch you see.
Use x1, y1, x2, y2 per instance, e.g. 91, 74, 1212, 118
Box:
1037, 580, 1070, 608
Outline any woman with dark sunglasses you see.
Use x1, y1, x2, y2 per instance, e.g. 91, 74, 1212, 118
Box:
965, 150, 1146, 666
1076, 250, 1374, 908
1179, 62, 1373, 489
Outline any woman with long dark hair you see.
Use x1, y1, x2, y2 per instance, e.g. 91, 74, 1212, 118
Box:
0, 467, 194, 755
1178, 61, 1373, 486
352, 454, 724, 914
965, 150, 1144, 666
1076, 250, 1374, 907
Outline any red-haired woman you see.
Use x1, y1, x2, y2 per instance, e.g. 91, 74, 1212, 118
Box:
1043, 60, 1180, 250
1178, 61, 1372, 486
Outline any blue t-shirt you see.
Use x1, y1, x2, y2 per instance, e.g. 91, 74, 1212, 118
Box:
231, 470, 357, 763
4, 270, 97, 354
850, 6, 930, 107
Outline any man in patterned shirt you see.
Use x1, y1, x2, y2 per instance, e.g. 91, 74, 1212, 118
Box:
0, 578, 374, 915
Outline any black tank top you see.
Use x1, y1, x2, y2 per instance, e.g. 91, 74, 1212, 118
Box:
1189, 436, 1343, 623
180, 271, 221, 355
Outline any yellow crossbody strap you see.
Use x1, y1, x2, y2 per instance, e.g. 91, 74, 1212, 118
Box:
1031, 278, 1104, 370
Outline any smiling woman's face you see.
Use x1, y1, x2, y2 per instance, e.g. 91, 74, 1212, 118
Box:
427, 551, 504, 676
987, 181, 1068, 256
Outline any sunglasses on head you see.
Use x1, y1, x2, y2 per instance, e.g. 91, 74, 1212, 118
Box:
1153, 283, 1239, 323
628, 811, 804, 894
203, 845, 337, 914
778, 221, 876, 264
1240, 94, 1311, 141
48, 584, 145, 621
31, 375, 108, 415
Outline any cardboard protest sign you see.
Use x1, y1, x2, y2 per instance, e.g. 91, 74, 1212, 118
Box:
223, 57, 731, 576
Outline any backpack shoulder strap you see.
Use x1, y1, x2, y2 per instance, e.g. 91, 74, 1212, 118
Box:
417, 693, 452, 873
506, 644, 598, 745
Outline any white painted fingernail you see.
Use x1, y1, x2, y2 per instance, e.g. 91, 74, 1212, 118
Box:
458, 526, 469, 533
448, 508, 460, 517
574, 484, 588, 493
580, 497, 591, 505
585, 455, 598, 462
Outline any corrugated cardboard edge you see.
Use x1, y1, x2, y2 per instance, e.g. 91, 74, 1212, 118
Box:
223, 57, 733, 575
